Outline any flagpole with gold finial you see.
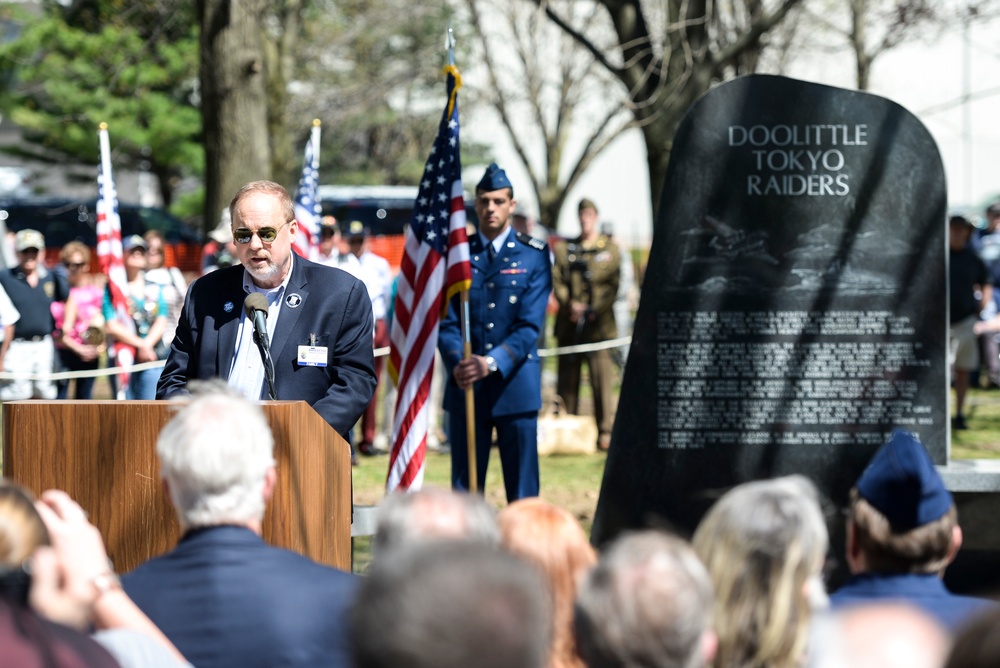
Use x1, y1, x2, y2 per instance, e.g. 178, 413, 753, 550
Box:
447, 25, 478, 494
311, 117, 321, 166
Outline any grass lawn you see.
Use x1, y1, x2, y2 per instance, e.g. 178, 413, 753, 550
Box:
350, 448, 607, 572
352, 448, 608, 528
354, 388, 1000, 513
952, 389, 1000, 459
347, 388, 1000, 572
6, 376, 1000, 573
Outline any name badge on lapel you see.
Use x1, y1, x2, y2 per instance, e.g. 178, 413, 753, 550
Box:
298, 346, 328, 367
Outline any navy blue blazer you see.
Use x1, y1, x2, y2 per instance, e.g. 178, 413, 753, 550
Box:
122, 526, 359, 668
439, 231, 551, 417
156, 257, 377, 440
831, 572, 998, 631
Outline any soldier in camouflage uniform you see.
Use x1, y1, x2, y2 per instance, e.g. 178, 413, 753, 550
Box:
552, 198, 621, 450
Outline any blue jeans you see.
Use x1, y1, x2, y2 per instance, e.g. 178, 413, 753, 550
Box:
127, 366, 162, 400
56, 348, 99, 400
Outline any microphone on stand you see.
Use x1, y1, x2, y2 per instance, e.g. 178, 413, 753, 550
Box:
243, 293, 276, 400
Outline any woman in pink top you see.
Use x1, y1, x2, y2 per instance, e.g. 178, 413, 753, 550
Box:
53, 242, 105, 399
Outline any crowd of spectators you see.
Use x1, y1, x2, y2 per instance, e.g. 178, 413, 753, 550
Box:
0, 210, 400, 462
3, 384, 1000, 668
0, 227, 188, 400
953, 200, 1000, 428
4, 203, 1000, 666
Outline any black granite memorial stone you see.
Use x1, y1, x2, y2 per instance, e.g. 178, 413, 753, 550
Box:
593, 75, 947, 552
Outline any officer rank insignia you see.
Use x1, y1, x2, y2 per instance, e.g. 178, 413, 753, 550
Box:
516, 232, 547, 252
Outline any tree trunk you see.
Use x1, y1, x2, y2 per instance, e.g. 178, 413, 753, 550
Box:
852, 0, 872, 90
198, 0, 271, 234
539, 190, 567, 233
153, 165, 175, 210
264, 0, 303, 186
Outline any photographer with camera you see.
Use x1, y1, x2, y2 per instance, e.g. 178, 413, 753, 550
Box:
552, 198, 621, 451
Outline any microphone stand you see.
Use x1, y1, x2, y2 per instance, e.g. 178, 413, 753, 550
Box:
253, 330, 277, 401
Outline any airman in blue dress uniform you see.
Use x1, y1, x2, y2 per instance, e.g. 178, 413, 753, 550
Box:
439, 163, 552, 501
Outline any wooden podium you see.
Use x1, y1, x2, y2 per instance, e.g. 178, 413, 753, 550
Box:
2, 400, 352, 573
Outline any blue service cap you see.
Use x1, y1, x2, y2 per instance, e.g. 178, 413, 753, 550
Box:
476, 163, 513, 195
855, 429, 953, 531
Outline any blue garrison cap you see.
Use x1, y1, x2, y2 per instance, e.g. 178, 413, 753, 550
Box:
856, 429, 953, 532
476, 163, 513, 195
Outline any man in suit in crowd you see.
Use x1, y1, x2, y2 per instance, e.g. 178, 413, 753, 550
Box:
438, 163, 552, 502
157, 180, 377, 443
123, 384, 359, 668
829, 428, 998, 631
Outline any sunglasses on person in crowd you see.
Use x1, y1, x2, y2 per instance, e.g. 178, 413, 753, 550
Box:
233, 221, 291, 245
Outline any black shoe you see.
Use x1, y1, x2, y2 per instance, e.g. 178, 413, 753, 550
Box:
358, 442, 384, 456
952, 415, 968, 430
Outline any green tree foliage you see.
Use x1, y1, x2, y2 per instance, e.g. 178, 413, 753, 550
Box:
0, 0, 488, 219
0, 0, 201, 207
288, 0, 489, 187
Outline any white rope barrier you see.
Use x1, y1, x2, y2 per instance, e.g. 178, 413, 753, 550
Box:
372, 336, 633, 360
0, 359, 166, 382
536, 335, 632, 358
0, 336, 633, 382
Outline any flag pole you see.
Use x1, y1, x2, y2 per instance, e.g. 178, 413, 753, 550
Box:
311, 118, 321, 170
448, 25, 478, 493
461, 295, 477, 493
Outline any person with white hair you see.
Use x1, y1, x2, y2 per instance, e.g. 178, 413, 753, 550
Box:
808, 603, 949, 668
122, 383, 358, 668
371, 488, 500, 564
351, 541, 551, 668
574, 530, 716, 668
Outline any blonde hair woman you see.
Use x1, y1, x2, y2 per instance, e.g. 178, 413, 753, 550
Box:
0, 482, 188, 665
498, 498, 597, 668
693, 475, 829, 668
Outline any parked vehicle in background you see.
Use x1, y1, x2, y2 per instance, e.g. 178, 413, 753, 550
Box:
0, 197, 203, 273
318, 185, 477, 270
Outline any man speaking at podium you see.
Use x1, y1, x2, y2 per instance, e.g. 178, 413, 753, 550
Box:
157, 180, 377, 442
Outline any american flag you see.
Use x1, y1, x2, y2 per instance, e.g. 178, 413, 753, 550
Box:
386, 64, 471, 492
292, 120, 322, 258
95, 124, 135, 399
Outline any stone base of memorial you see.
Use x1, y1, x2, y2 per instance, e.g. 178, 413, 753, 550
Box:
939, 463, 1000, 595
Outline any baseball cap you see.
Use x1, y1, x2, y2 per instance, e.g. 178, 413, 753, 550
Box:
123, 234, 149, 253
347, 220, 367, 238
14, 229, 44, 252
